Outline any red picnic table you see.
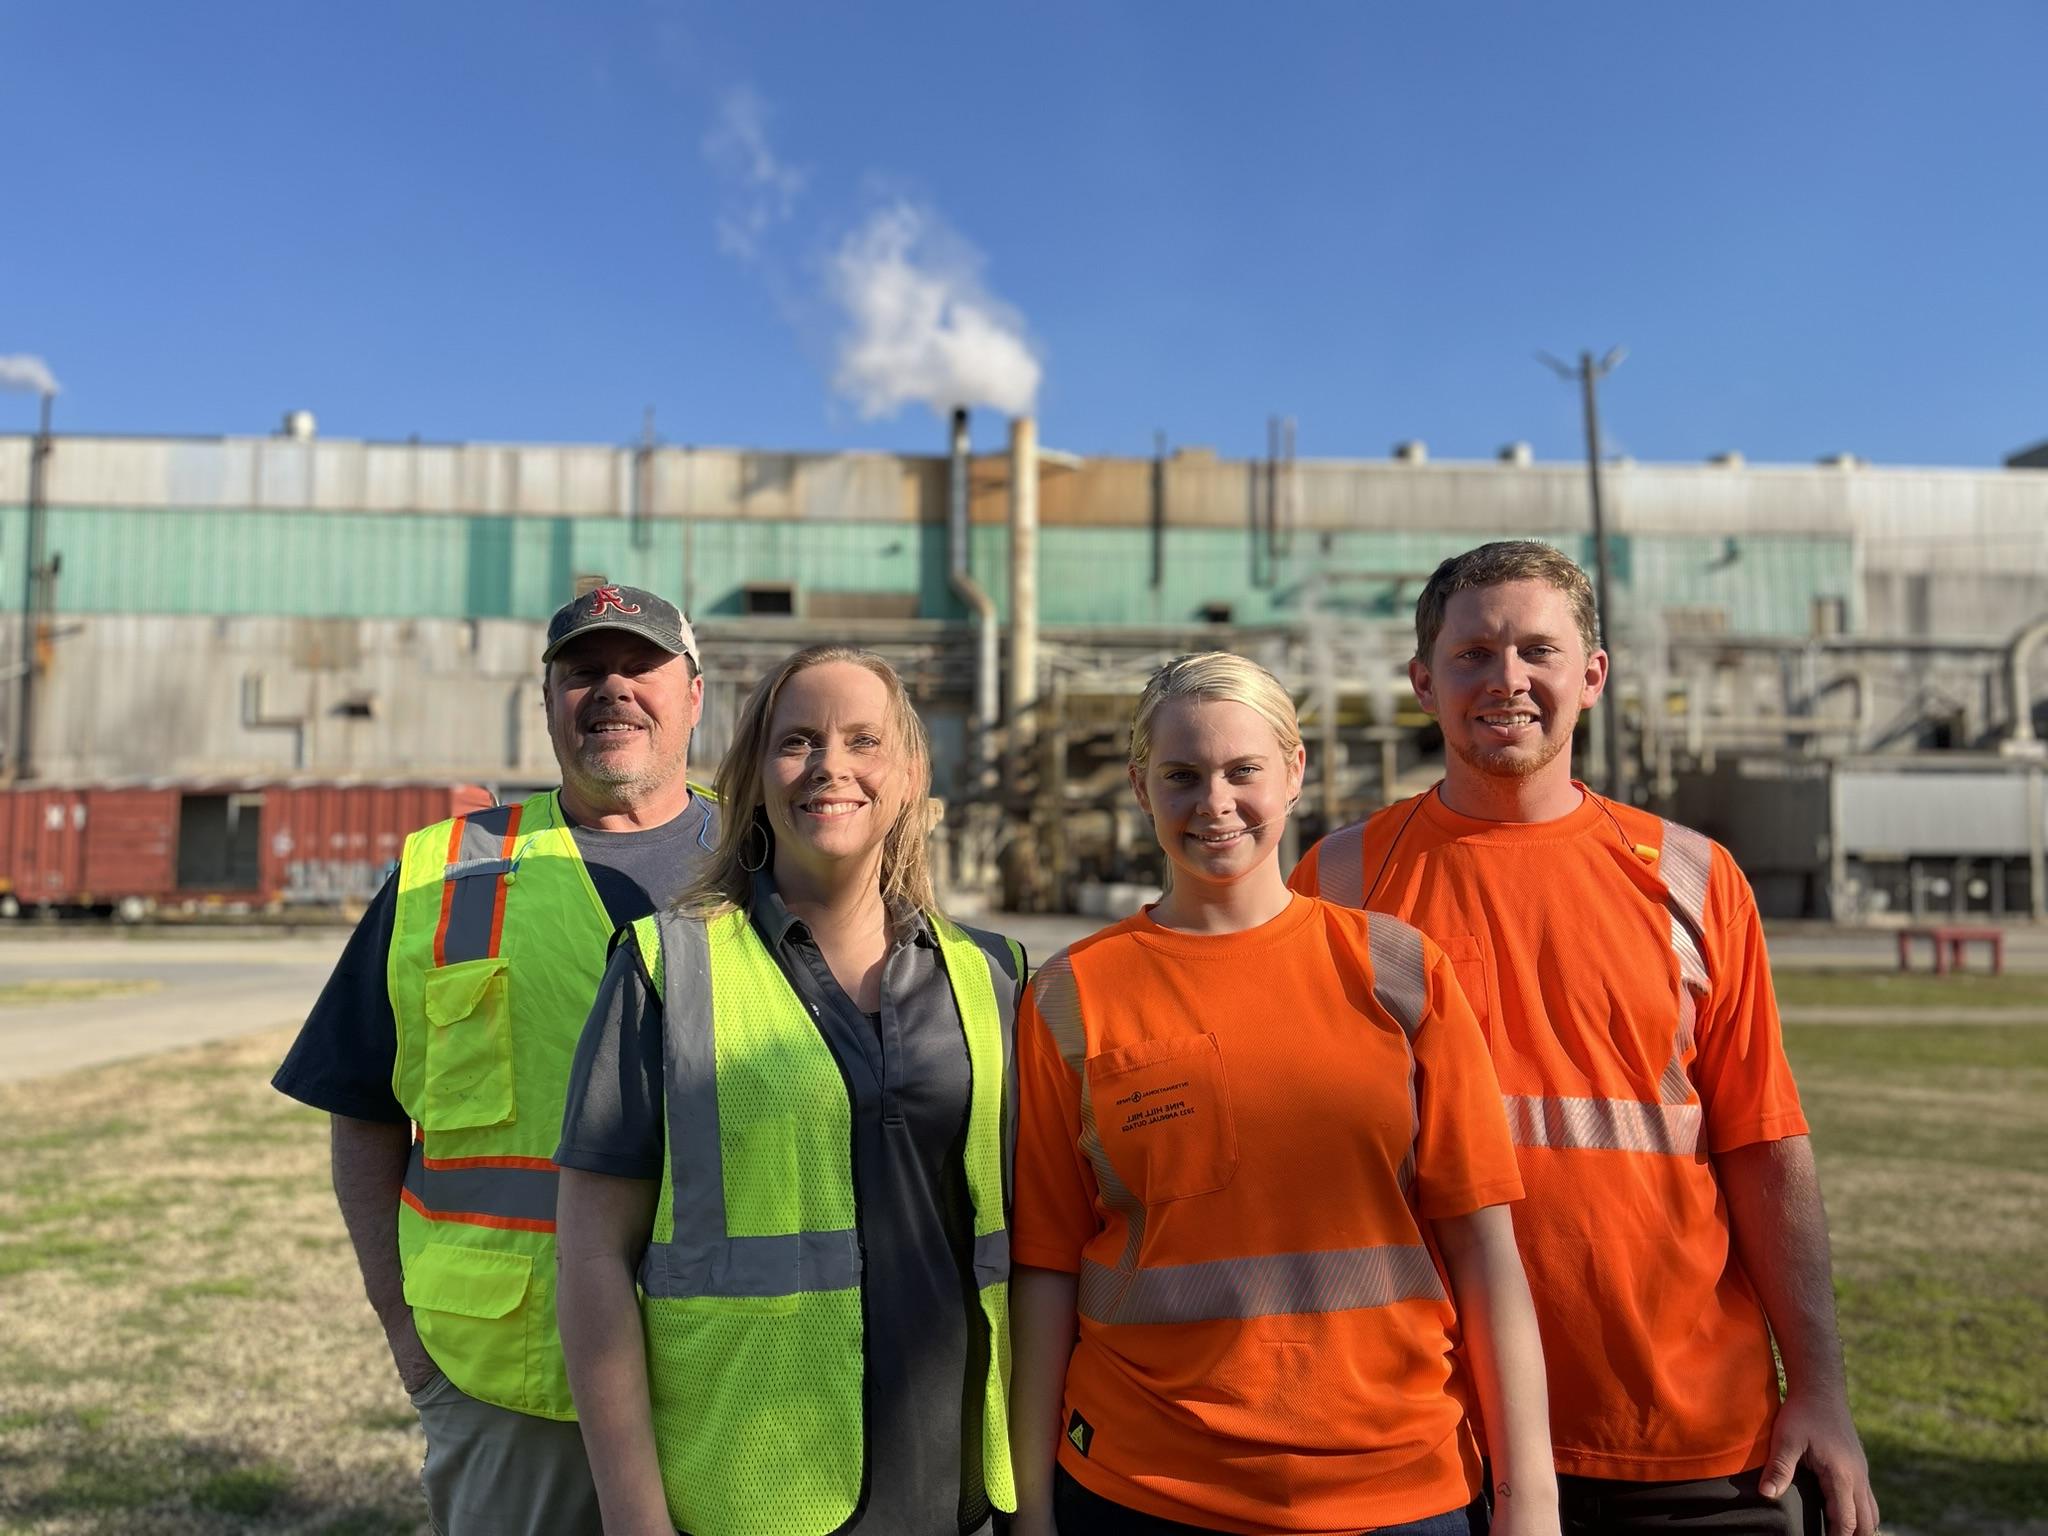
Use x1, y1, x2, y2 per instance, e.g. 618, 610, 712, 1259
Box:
1895, 925, 2005, 977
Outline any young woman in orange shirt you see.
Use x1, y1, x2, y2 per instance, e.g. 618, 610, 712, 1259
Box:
1009, 652, 1558, 1536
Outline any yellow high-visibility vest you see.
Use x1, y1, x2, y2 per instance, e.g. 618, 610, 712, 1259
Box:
389, 787, 711, 1418
626, 903, 1020, 1536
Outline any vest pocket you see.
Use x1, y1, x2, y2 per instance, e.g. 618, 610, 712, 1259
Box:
423, 956, 516, 1130
404, 1243, 533, 1408
1087, 1033, 1238, 1203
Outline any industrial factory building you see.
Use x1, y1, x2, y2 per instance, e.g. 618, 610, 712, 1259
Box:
3, 415, 2046, 919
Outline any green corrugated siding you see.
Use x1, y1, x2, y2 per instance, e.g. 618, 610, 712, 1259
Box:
1625, 534, 1858, 634
0, 505, 1855, 636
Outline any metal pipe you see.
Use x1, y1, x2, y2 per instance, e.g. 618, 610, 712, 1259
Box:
241, 672, 308, 770
947, 408, 998, 791
2028, 765, 2045, 920
12, 392, 52, 782
1149, 432, 1166, 590
2002, 615, 2048, 749
1007, 416, 1039, 799
1669, 634, 2006, 655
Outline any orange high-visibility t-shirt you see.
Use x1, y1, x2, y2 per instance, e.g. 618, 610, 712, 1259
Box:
1291, 785, 1809, 1482
1012, 894, 1523, 1534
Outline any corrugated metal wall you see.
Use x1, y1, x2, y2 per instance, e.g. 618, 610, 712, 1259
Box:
0, 502, 1853, 638
1836, 769, 2042, 856
0, 433, 2039, 639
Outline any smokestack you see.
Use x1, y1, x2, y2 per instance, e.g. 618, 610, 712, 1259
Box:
947, 409, 999, 795
1007, 416, 1039, 798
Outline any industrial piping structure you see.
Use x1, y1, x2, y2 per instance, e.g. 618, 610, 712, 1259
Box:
2004, 616, 2048, 754
1007, 415, 1039, 797
946, 407, 999, 788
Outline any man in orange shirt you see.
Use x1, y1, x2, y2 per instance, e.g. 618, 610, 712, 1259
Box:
1292, 542, 1878, 1536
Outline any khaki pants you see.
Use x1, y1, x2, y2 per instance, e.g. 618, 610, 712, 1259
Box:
408, 1369, 604, 1536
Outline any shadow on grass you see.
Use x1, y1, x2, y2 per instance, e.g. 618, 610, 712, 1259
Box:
0, 1420, 423, 1534
1866, 1435, 2048, 1534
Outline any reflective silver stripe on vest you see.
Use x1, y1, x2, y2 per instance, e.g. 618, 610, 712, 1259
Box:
1501, 818, 1715, 1157
1080, 1242, 1445, 1326
403, 1143, 559, 1225
1037, 945, 1444, 1324
1364, 911, 1428, 1198
649, 1228, 861, 1298
1659, 820, 1713, 1107
974, 1229, 1011, 1289
1030, 952, 1151, 1318
1365, 911, 1426, 1039
1501, 1095, 1703, 1155
637, 914, 861, 1301
1315, 821, 1366, 907
440, 803, 520, 965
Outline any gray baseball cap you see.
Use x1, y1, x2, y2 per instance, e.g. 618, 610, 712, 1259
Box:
542, 583, 699, 666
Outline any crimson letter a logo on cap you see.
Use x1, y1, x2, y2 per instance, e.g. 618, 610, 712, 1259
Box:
587, 585, 641, 616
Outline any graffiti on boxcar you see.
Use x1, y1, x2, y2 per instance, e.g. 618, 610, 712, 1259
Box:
282, 858, 391, 904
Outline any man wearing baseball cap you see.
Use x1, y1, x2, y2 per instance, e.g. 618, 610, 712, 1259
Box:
275, 582, 718, 1536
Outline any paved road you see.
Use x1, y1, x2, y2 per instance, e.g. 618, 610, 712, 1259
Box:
0, 929, 345, 1085
2, 915, 2042, 1085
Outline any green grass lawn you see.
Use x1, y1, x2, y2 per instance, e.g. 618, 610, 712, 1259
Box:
1774, 967, 2048, 1010
1784, 1018, 2048, 1530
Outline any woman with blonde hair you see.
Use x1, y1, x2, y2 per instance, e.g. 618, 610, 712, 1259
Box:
1009, 651, 1557, 1536
555, 643, 1025, 1536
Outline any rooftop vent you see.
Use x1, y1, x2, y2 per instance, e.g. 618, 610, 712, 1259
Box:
1708, 451, 1745, 469
1393, 440, 1427, 464
281, 409, 317, 441
1498, 441, 1533, 466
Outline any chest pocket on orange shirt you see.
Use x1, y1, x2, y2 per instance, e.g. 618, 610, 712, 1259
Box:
1086, 1033, 1238, 1204
1441, 934, 1493, 1038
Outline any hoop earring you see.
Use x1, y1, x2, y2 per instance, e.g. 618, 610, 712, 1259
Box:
738, 820, 769, 873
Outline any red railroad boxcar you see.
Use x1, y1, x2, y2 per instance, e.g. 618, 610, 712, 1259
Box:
0, 780, 495, 918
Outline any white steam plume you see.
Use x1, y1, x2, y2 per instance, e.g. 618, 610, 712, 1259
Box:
701, 86, 805, 262
0, 355, 61, 395
829, 201, 1041, 421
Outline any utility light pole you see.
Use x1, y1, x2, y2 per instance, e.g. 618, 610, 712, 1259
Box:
1539, 346, 1627, 800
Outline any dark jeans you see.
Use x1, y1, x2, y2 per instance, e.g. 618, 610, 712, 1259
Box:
1558, 1466, 1824, 1535
1052, 1464, 1487, 1535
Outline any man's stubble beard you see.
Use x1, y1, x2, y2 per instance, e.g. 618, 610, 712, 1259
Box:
1451, 727, 1571, 782
556, 725, 693, 809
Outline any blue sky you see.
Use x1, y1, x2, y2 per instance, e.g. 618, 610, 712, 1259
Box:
2, 2, 2042, 467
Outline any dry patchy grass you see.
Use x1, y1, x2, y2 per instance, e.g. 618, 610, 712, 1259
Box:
0, 979, 161, 1008
0, 1028, 427, 1536
0, 1002, 2042, 1534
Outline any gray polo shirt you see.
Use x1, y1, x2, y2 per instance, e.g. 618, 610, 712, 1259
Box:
556, 871, 1024, 1536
